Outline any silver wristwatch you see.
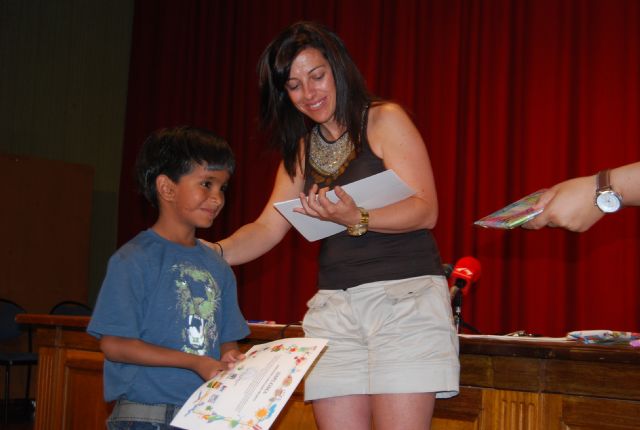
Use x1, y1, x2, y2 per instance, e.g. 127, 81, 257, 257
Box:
595, 169, 623, 213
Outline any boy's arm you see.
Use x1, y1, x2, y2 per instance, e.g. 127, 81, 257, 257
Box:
100, 335, 231, 381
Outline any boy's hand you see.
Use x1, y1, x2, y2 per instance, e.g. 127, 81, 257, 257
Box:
193, 355, 233, 381
221, 349, 245, 364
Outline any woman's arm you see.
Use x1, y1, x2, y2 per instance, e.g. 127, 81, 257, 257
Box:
215, 160, 305, 266
611, 161, 640, 206
100, 335, 230, 381
367, 103, 439, 231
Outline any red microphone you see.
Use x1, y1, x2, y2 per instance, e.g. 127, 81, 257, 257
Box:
449, 256, 481, 300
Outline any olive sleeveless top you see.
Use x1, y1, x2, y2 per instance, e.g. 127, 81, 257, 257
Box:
304, 108, 444, 290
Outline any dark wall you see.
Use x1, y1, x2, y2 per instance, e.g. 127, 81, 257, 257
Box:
0, 0, 134, 305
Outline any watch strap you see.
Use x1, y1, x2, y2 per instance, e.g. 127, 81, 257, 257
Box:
347, 207, 369, 236
596, 169, 612, 192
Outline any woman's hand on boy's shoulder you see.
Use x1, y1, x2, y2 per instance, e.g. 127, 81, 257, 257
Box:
200, 238, 221, 255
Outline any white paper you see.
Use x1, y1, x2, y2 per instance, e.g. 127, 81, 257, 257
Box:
171, 337, 327, 430
459, 334, 573, 343
273, 169, 415, 241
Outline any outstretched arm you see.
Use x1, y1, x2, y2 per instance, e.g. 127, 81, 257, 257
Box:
209, 160, 305, 266
524, 161, 640, 232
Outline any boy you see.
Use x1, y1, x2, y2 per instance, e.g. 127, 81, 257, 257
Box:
88, 126, 250, 429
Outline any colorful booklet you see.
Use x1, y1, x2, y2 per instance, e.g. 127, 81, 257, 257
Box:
474, 189, 546, 229
171, 337, 327, 430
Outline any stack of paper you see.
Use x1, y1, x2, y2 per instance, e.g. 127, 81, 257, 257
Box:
274, 170, 415, 241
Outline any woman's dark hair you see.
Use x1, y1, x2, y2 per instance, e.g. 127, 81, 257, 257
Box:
135, 126, 235, 208
258, 21, 375, 178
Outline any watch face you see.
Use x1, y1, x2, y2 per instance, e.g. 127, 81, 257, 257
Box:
596, 191, 622, 213
347, 224, 368, 236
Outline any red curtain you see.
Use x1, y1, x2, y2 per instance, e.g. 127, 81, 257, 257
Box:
119, 0, 640, 336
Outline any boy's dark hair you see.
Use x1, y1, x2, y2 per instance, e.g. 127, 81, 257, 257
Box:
135, 126, 235, 208
258, 21, 375, 179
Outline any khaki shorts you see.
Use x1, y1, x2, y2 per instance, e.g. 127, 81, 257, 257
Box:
302, 275, 459, 401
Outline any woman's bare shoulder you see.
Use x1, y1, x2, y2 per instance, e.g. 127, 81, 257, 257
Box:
368, 101, 415, 134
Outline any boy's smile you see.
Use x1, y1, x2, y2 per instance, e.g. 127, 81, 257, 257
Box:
153, 162, 230, 246
172, 163, 230, 229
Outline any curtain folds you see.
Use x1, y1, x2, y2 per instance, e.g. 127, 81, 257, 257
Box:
119, 0, 640, 336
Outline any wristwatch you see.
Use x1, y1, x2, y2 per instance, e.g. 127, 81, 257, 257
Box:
347, 207, 369, 236
595, 169, 623, 213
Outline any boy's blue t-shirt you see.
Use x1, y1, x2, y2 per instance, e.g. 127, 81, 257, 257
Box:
87, 229, 250, 405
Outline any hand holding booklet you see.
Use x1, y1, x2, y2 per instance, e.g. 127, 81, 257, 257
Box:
274, 169, 415, 241
171, 337, 327, 430
474, 189, 546, 229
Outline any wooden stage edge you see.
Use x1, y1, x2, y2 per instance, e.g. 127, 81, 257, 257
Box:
16, 314, 640, 430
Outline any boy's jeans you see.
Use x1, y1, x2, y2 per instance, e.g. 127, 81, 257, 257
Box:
107, 399, 181, 430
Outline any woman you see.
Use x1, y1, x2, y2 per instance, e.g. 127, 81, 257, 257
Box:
215, 21, 459, 430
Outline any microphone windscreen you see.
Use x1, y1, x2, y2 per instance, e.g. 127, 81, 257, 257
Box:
451, 256, 482, 282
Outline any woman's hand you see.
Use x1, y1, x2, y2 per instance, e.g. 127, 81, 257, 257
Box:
522, 175, 603, 232
294, 184, 362, 226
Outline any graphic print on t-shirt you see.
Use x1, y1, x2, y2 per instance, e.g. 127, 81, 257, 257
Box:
173, 262, 221, 355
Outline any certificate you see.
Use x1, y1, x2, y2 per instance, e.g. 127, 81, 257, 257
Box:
171, 337, 327, 430
274, 169, 415, 241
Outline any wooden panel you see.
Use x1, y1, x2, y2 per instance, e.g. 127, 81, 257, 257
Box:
545, 360, 640, 400
482, 389, 541, 430
433, 387, 483, 430
36, 322, 104, 426
557, 395, 640, 430
62, 349, 111, 430
0, 154, 93, 314
271, 391, 317, 430
491, 357, 544, 392
459, 354, 493, 388
33, 346, 57, 430
539, 393, 564, 430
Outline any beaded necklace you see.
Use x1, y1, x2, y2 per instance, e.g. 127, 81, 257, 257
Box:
308, 126, 355, 178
